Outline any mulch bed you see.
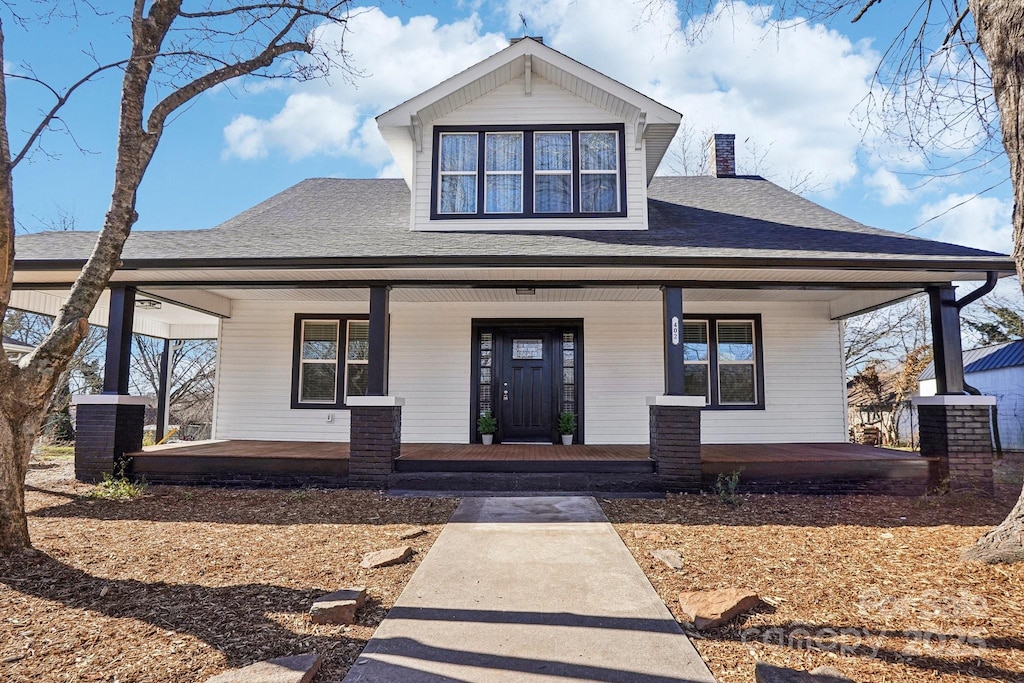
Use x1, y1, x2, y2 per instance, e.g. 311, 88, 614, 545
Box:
1, 460, 459, 682
602, 460, 1024, 682
6, 457, 1024, 682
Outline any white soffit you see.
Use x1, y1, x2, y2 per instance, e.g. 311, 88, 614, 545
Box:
8, 289, 220, 340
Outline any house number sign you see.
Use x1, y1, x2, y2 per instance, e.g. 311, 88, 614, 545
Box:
671, 316, 680, 345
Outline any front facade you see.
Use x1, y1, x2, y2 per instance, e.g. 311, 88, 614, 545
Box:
215, 296, 843, 447
10, 38, 1015, 493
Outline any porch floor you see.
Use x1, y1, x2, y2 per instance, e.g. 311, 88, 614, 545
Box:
128, 440, 936, 494
132, 440, 917, 463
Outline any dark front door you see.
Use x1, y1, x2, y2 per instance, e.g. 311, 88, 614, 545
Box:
500, 332, 554, 442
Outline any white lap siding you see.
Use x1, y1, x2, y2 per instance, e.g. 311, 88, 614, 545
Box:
212, 298, 846, 444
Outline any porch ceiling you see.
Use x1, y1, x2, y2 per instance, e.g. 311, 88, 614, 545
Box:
201, 285, 918, 316
8, 289, 220, 340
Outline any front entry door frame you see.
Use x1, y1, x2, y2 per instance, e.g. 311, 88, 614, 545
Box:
471, 318, 584, 445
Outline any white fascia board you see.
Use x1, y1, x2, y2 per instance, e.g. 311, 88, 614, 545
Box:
376, 38, 680, 128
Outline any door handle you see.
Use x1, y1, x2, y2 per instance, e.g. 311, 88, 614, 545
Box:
503, 390, 509, 400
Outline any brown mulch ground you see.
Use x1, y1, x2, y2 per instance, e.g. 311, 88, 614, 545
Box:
602, 456, 1024, 682
1, 459, 459, 682
6, 457, 1024, 682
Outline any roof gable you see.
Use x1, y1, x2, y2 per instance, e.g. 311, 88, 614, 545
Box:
376, 37, 680, 185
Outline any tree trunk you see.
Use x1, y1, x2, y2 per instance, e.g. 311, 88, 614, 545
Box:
0, 390, 44, 551
966, 0, 1024, 563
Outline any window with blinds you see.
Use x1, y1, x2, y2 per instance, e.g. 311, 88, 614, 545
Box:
291, 315, 370, 409
681, 316, 762, 408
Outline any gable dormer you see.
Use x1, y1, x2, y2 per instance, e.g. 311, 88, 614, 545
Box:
376, 37, 680, 231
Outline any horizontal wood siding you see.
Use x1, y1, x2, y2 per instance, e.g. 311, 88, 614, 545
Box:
414, 76, 647, 232
214, 300, 362, 441
693, 301, 847, 443
213, 297, 847, 445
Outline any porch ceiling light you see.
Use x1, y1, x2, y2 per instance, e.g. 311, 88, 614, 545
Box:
515, 287, 536, 296
135, 299, 162, 310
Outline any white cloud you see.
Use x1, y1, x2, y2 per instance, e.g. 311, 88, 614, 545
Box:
505, 1, 879, 193
864, 168, 912, 206
917, 193, 1012, 254
222, 7, 507, 165
222, 1, 886, 191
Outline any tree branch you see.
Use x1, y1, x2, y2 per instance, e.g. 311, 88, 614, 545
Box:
146, 40, 310, 134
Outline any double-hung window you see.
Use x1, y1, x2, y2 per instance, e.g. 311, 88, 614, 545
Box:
438, 133, 478, 214
681, 316, 764, 409
534, 132, 572, 213
485, 132, 523, 213
432, 124, 625, 219
579, 132, 619, 212
292, 315, 370, 409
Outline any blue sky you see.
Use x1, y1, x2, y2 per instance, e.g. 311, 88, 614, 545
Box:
4, 1, 1016, 267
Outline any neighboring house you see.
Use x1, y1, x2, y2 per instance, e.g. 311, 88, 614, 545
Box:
3, 335, 34, 362
9, 38, 1016, 492
920, 341, 1024, 451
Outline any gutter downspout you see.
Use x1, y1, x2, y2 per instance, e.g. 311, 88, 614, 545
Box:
953, 271, 1003, 456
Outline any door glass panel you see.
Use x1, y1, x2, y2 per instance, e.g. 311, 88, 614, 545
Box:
561, 331, 576, 414
478, 332, 493, 416
512, 339, 543, 360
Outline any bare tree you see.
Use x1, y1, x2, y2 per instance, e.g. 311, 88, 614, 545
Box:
662, 120, 827, 193
0, 1, 356, 552
654, 1, 1024, 561
844, 295, 930, 376
130, 336, 217, 432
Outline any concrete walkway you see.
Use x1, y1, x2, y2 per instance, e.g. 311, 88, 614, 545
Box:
343, 496, 716, 682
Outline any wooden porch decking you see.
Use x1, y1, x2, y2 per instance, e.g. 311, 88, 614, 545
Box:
132, 440, 920, 463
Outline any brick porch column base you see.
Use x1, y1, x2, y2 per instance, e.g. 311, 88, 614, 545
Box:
72, 395, 148, 483
913, 396, 996, 495
648, 396, 705, 492
348, 397, 404, 489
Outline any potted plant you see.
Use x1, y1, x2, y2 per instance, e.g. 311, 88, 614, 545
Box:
558, 411, 576, 445
477, 410, 497, 445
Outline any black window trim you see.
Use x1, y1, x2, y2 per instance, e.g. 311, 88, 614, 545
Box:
683, 314, 766, 411
290, 313, 369, 410
430, 123, 627, 220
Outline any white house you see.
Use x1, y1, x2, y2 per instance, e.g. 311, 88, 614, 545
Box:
10, 38, 1014, 494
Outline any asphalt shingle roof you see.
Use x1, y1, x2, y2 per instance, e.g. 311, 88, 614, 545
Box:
13, 176, 1011, 267
919, 340, 1024, 380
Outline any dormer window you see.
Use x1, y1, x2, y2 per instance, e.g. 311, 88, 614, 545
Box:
432, 124, 626, 220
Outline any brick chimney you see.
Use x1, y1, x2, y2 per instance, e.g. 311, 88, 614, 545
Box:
707, 134, 736, 177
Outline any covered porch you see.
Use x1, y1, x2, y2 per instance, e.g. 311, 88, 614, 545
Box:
128, 439, 938, 494
11, 260, 1008, 496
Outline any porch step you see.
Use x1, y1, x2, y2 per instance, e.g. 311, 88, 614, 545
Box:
393, 458, 656, 474
387, 471, 664, 494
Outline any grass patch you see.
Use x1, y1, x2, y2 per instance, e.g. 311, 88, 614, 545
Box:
34, 444, 75, 460
84, 473, 148, 501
